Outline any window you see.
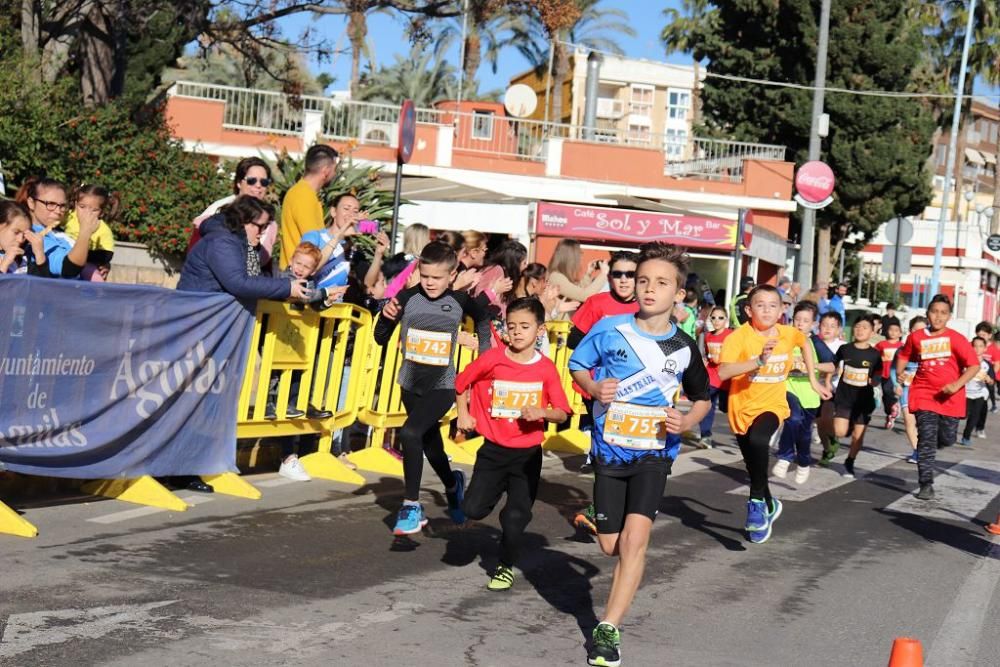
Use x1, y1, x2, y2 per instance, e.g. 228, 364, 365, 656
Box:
472, 110, 494, 140
990, 121, 998, 144
665, 128, 688, 158
629, 84, 653, 117
936, 143, 947, 166
667, 89, 691, 121
627, 123, 651, 145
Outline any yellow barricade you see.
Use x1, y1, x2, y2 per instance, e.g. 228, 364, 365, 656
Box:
542, 321, 591, 455
235, 302, 373, 486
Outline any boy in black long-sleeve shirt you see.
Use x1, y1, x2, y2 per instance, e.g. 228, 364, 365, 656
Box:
374, 241, 492, 535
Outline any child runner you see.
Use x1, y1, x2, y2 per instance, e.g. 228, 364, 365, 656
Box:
831, 315, 883, 478
816, 311, 845, 465
894, 295, 980, 500
719, 285, 830, 544
569, 242, 711, 667
893, 316, 927, 464
455, 297, 572, 591
772, 301, 835, 484
960, 336, 993, 446
974, 321, 1000, 418
875, 320, 904, 430
373, 241, 493, 534
698, 306, 733, 450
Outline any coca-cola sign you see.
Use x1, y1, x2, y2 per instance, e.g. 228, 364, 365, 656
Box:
794, 161, 835, 209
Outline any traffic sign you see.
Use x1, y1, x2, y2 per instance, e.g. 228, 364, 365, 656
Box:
885, 217, 913, 245
883, 246, 912, 274
987, 234, 1000, 252
397, 99, 416, 164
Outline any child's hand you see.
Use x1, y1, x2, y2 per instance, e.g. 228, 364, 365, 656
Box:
457, 331, 478, 350
812, 380, 832, 401
453, 268, 480, 292
24, 230, 45, 260
594, 378, 619, 404
940, 382, 960, 396
759, 338, 778, 363
457, 412, 477, 433
382, 297, 401, 320
490, 276, 513, 296
663, 407, 684, 434
0, 246, 23, 272
323, 286, 348, 306
520, 406, 547, 422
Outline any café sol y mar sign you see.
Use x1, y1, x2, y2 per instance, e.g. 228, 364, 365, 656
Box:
534, 202, 738, 250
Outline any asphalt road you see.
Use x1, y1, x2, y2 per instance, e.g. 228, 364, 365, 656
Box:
2, 417, 999, 667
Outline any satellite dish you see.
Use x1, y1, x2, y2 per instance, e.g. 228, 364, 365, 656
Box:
504, 84, 538, 118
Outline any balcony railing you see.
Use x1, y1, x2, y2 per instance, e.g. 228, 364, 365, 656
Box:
169, 81, 786, 182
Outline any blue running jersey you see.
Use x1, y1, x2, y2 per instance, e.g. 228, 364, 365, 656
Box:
569, 314, 710, 469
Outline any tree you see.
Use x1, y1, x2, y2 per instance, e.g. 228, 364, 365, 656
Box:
162, 42, 328, 94
432, 0, 527, 90
661, 0, 715, 128
356, 40, 461, 106
664, 0, 936, 282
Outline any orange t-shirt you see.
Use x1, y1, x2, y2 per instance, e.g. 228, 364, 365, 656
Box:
720, 323, 807, 435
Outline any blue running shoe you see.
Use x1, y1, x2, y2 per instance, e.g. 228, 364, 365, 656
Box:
749, 498, 781, 544
745, 498, 769, 533
393, 503, 427, 535
907, 451, 918, 464
446, 469, 466, 524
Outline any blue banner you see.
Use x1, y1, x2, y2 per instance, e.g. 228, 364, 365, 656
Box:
0, 276, 254, 478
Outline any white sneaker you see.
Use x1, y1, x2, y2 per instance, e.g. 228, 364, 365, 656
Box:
794, 465, 810, 484
975, 430, 987, 439
768, 426, 782, 452
279, 455, 311, 481
811, 424, 821, 447
772, 459, 791, 479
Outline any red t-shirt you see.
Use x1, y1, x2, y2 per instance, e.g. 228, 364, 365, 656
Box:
896, 327, 979, 418
455, 347, 573, 448
703, 328, 733, 389
874, 339, 903, 379
571, 292, 639, 334
984, 342, 1000, 370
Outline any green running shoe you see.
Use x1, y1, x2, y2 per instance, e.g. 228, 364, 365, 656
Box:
588, 622, 621, 666
487, 564, 515, 591
574, 503, 598, 535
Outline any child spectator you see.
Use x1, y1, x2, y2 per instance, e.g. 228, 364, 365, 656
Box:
455, 297, 571, 591
0, 201, 49, 276
300, 193, 363, 299
16, 176, 95, 279
699, 305, 733, 450
675, 288, 699, 339
895, 295, 980, 500
64, 184, 117, 281
961, 336, 994, 445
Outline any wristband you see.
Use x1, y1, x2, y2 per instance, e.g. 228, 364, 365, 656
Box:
756, 355, 765, 367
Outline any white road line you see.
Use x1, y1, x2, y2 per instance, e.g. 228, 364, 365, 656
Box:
884, 460, 1000, 523
926, 536, 1000, 666
87, 494, 213, 524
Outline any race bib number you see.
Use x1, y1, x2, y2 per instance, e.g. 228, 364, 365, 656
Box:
491, 380, 543, 419
404, 328, 452, 366
706, 341, 723, 363
919, 336, 951, 360
604, 402, 667, 450
882, 346, 898, 363
751, 354, 789, 384
842, 365, 870, 387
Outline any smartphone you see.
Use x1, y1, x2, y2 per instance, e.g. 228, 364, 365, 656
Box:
357, 219, 379, 235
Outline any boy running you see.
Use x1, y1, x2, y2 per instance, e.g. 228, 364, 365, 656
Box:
893, 316, 927, 464
960, 336, 993, 446
374, 241, 493, 534
894, 295, 980, 500
569, 242, 711, 667
455, 297, 572, 591
719, 285, 831, 544
832, 315, 883, 478
875, 321, 904, 430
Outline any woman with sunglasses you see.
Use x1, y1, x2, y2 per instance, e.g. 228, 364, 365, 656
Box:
14, 176, 97, 279
189, 157, 276, 265
698, 306, 734, 449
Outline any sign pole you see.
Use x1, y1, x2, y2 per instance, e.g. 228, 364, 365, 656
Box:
391, 99, 417, 254
732, 208, 748, 307
892, 224, 903, 302
390, 157, 403, 254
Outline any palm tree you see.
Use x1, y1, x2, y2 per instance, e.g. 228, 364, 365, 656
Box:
661, 0, 716, 130
436, 0, 531, 92
519, 0, 635, 125
356, 39, 461, 106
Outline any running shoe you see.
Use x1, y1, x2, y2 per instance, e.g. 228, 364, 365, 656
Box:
588, 622, 621, 667
748, 498, 780, 544
986, 521, 1000, 536
446, 469, 466, 524
745, 498, 769, 533
842, 457, 856, 478
794, 465, 810, 485
826, 435, 841, 459
811, 424, 822, 447
392, 503, 427, 535
487, 564, 515, 591
574, 503, 598, 535
278, 455, 311, 482
907, 451, 918, 464
772, 459, 791, 479
916, 484, 935, 501
959, 437, 972, 447
696, 435, 713, 449
975, 430, 987, 439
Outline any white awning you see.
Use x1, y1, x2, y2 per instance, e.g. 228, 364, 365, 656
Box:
745, 225, 789, 267
965, 147, 985, 166
981, 151, 997, 165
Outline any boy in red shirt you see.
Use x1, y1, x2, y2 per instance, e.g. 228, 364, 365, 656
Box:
874, 321, 904, 430
895, 294, 980, 500
975, 321, 999, 416
456, 296, 572, 591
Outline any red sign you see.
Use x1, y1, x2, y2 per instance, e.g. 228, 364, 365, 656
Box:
535, 202, 737, 250
741, 209, 754, 250
795, 161, 835, 203
397, 99, 416, 163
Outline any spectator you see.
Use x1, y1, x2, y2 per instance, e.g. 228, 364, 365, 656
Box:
301, 192, 361, 299
16, 176, 95, 279
546, 238, 608, 320
385, 223, 429, 299
177, 195, 310, 307
883, 303, 902, 331
0, 201, 49, 276
280, 144, 339, 268
474, 239, 527, 317
457, 230, 488, 270
730, 275, 754, 325
64, 183, 118, 281
826, 282, 848, 321
190, 157, 276, 265
513, 262, 560, 319
777, 275, 792, 299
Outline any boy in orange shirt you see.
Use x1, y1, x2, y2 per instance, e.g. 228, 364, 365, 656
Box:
719, 285, 831, 543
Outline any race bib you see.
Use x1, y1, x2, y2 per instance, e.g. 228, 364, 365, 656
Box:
491, 380, 543, 419
404, 328, 452, 366
881, 346, 898, 363
842, 365, 870, 387
706, 341, 723, 363
919, 336, 951, 360
604, 402, 667, 450
751, 354, 789, 384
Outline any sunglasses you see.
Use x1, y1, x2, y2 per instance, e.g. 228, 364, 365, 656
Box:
247, 220, 272, 231
710, 315, 726, 320
32, 198, 68, 212
610, 270, 636, 279
244, 177, 272, 187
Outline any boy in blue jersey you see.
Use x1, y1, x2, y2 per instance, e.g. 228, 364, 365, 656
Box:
570, 242, 711, 667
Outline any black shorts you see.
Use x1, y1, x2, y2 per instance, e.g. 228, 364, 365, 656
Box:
833, 399, 875, 425
593, 464, 669, 534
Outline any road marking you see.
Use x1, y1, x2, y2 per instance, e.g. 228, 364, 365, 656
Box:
726, 446, 904, 502
0, 601, 179, 659
883, 460, 1000, 523
926, 535, 1000, 666
87, 494, 213, 524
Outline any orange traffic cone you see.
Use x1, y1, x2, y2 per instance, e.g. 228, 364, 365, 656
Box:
986, 514, 1000, 535
887, 637, 923, 667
